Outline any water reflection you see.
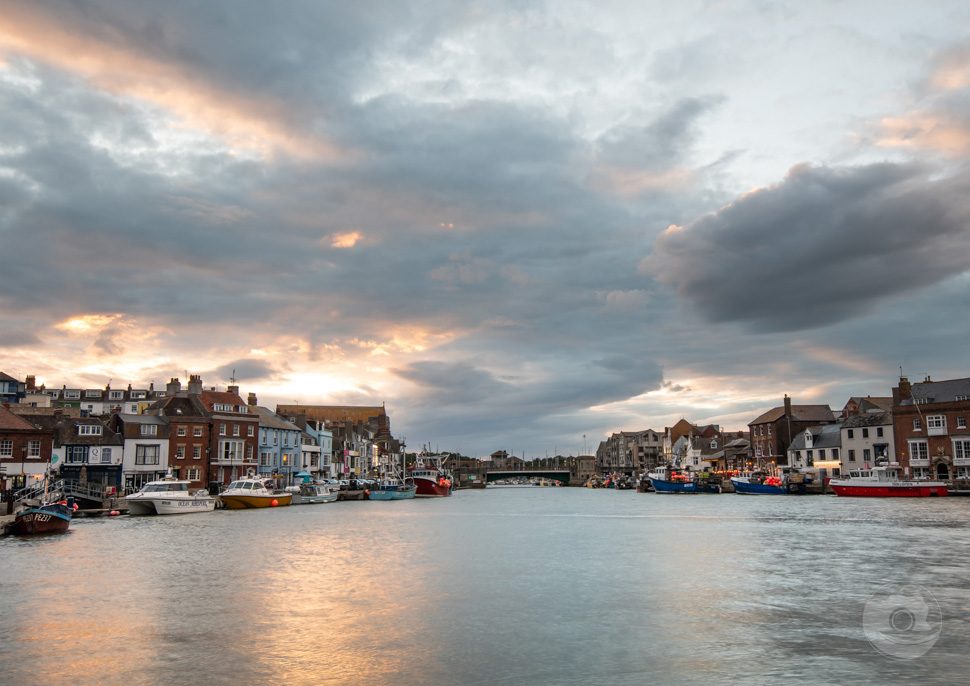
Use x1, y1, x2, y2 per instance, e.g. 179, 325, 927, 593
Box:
1, 490, 969, 684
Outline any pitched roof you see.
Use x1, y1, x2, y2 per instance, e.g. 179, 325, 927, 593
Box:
903, 377, 970, 405
0, 404, 39, 431
842, 412, 892, 428
254, 406, 301, 431
750, 405, 836, 425
0, 371, 20, 382
790, 423, 843, 450
276, 405, 386, 424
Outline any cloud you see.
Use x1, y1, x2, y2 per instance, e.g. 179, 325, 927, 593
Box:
642, 162, 970, 332
210, 359, 281, 383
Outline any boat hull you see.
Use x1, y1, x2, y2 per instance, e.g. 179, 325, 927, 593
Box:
410, 477, 452, 497
369, 485, 417, 500
220, 493, 293, 509
649, 478, 720, 494
829, 483, 948, 497
127, 496, 216, 515
13, 505, 72, 535
732, 479, 806, 495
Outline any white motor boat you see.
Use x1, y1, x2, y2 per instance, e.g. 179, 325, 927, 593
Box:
126, 478, 217, 515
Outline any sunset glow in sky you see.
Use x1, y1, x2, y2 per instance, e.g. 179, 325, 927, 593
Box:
3, 1, 970, 457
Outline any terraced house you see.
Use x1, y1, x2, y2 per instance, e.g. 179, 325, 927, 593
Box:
892, 375, 970, 482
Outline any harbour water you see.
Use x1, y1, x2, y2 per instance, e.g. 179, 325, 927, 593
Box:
2, 488, 969, 685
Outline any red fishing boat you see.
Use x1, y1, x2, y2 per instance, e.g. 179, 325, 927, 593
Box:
407, 455, 452, 497
829, 466, 948, 497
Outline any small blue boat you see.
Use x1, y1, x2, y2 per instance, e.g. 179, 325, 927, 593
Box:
648, 466, 721, 494
369, 480, 417, 500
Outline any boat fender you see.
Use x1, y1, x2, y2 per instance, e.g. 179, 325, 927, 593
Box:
109, 510, 120, 516
270, 499, 278, 507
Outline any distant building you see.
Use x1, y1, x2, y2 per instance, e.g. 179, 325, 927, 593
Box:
748, 396, 837, 467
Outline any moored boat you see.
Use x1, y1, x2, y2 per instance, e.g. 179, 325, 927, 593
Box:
829, 466, 947, 497
648, 466, 721, 494
369, 479, 418, 500
126, 477, 216, 515
292, 482, 339, 504
731, 468, 809, 495
12, 498, 73, 535
407, 455, 452, 497
219, 478, 293, 509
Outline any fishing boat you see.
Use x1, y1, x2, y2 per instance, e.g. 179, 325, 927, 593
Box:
407, 454, 452, 497
12, 498, 73, 535
829, 466, 948, 497
731, 468, 809, 495
648, 466, 721, 494
126, 476, 216, 515
369, 478, 417, 500
219, 477, 293, 509
292, 482, 339, 504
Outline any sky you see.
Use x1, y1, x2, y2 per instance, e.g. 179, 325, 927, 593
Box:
3, 1, 970, 459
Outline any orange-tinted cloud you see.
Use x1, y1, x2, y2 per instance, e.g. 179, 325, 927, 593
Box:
0, 4, 346, 161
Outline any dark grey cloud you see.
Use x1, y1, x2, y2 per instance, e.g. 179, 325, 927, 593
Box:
642, 162, 970, 332
0, 330, 41, 347
210, 359, 281, 384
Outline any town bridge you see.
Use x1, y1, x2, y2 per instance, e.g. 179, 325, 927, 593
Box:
484, 469, 571, 485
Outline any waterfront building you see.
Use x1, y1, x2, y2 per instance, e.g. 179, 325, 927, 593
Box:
26, 411, 125, 488
148, 391, 212, 489
839, 411, 894, 474
748, 396, 837, 467
788, 424, 843, 479
253, 405, 303, 486
892, 375, 970, 482
109, 413, 171, 490
0, 404, 53, 490
200, 382, 259, 486
601, 430, 663, 475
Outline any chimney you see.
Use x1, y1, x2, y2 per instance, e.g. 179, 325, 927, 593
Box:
784, 394, 792, 417
166, 378, 181, 396
893, 376, 912, 405
187, 375, 203, 394
25, 375, 36, 390
227, 385, 239, 396
248, 392, 258, 406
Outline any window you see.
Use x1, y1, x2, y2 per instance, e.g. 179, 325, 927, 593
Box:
832, 448, 839, 460
135, 445, 160, 465
927, 415, 946, 429
66, 446, 88, 463
176, 445, 185, 458
847, 429, 854, 439
64, 390, 80, 399
260, 452, 272, 467
220, 440, 244, 461
863, 448, 871, 461
862, 428, 869, 438
101, 447, 112, 464
848, 449, 855, 461
818, 450, 825, 460
246, 445, 253, 460
177, 427, 186, 437
954, 439, 970, 461
248, 425, 255, 437
194, 426, 203, 437
78, 424, 103, 436
187, 468, 201, 481
140, 424, 157, 436
129, 404, 138, 413
273, 432, 278, 446
85, 389, 100, 398
956, 395, 970, 402
877, 427, 884, 437
261, 430, 267, 443
958, 417, 967, 429
193, 446, 201, 459
767, 425, 772, 435
28, 440, 40, 457
109, 390, 123, 400
0, 440, 11, 456
909, 440, 929, 462
220, 423, 226, 436
913, 418, 922, 431
233, 424, 240, 436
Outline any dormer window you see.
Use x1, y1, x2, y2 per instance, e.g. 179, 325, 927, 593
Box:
140, 424, 157, 436
78, 424, 102, 436
85, 390, 101, 398
109, 391, 123, 400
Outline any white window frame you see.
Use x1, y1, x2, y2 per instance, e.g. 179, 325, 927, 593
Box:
140, 424, 158, 436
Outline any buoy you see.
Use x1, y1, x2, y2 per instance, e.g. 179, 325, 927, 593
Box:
365, 490, 370, 495
109, 510, 120, 516
270, 499, 278, 507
